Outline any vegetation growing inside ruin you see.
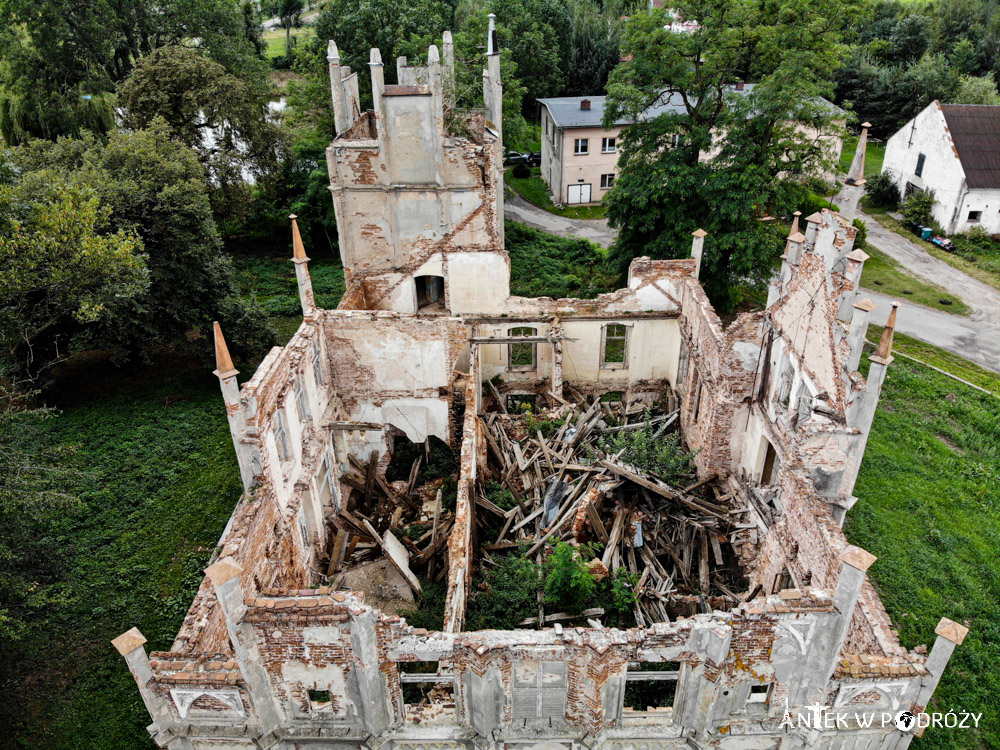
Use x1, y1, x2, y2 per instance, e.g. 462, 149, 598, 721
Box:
466, 549, 540, 630
596, 420, 695, 486
505, 220, 618, 299
543, 542, 599, 614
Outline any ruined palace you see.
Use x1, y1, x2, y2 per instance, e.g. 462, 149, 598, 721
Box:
114, 21, 967, 750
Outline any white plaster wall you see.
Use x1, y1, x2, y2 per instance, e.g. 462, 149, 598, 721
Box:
956, 186, 1000, 234
477, 318, 680, 386
883, 103, 967, 233
446, 252, 510, 314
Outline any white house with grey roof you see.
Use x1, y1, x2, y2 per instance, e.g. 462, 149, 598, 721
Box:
882, 101, 1000, 235
538, 89, 844, 206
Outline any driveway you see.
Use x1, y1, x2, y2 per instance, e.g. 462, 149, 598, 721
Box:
845, 200, 1000, 371
504, 193, 617, 248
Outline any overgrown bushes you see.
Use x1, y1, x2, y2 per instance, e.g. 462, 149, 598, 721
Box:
865, 170, 901, 209
596, 419, 695, 486
505, 220, 618, 299
899, 189, 938, 229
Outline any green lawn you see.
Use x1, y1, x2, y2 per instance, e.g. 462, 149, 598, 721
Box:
3, 366, 244, 749
849, 347, 1000, 750
862, 198, 1000, 294
263, 27, 315, 60
504, 167, 608, 220
840, 135, 885, 178
861, 245, 970, 315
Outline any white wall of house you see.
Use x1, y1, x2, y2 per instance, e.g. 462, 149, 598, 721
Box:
881, 102, 1000, 234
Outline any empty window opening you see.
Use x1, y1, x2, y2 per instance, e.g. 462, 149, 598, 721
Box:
415, 275, 445, 311
574, 138, 589, 155
772, 569, 793, 594
312, 340, 324, 386
601, 173, 615, 189
692, 375, 703, 423
624, 661, 681, 713
316, 449, 337, 510
968, 210, 982, 222
747, 683, 772, 703
308, 689, 332, 711
400, 661, 453, 707
601, 391, 624, 404
508, 326, 537, 371
601, 323, 628, 367
273, 410, 291, 462
760, 440, 779, 485
507, 393, 537, 413
294, 377, 311, 425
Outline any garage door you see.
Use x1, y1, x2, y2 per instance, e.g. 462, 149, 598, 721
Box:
567, 183, 591, 204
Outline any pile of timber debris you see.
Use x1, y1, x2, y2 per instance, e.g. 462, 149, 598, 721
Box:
326, 446, 457, 603
476, 390, 749, 627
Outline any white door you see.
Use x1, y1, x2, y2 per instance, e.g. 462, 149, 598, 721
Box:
567, 183, 591, 204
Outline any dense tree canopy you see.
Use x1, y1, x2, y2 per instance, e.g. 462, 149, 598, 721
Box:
0, 0, 269, 144
604, 1, 853, 311
0, 165, 148, 377
9, 123, 273, 367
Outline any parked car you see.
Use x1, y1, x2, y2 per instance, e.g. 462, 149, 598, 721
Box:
503, 150, 529, 166
526, 151, 541, 167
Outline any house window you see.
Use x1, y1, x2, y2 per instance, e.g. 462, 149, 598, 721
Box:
968, 210, 982, 222
294, 377, 311, 425
508, 326, 537, 371
601, 173, 615, 189
297, 508, 311, 549
574, 138, 589, 155
602, 137, 616, 153
312, 340, 324, 386
273, 411, 291, 462
601, 323, 628, 368
915, 152, 926, 177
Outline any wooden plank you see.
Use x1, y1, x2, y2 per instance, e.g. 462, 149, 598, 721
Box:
698, 529, 710, 594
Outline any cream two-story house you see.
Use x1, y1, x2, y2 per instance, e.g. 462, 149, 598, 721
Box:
538, 89, 844, 206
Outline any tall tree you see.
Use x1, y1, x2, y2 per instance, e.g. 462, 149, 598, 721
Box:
10, 123, 273, 362
604, 2, 853, 310
0, 0, 269, 144
265, 0, 307, 65
119, 46, 285, 189
0, 168, 148, 377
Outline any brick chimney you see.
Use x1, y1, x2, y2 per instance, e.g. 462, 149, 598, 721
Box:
735, 81, 745, 91
580, 99, 591, 111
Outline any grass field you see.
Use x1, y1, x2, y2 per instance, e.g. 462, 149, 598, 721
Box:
861, 245, 970, 314
849, 348, 1000, 750
263, 27, 315, 60
504, 167, 608, 220
862, 198, 1000, 294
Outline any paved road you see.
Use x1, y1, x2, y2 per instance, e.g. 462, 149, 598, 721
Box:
504, 193, 617, 248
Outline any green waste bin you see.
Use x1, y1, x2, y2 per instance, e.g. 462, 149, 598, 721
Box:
920, 226, 933, 240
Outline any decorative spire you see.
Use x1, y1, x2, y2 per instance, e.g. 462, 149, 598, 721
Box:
487, 13, 498, 55
846, 122, 870, 185
874, 301, 898, 360
327, 40, 339, 63
789, 210, 802, 238
290, 214, 308, 262
213, 321, 237, 378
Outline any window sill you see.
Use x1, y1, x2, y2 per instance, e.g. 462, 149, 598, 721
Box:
600, 362, 627, 370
